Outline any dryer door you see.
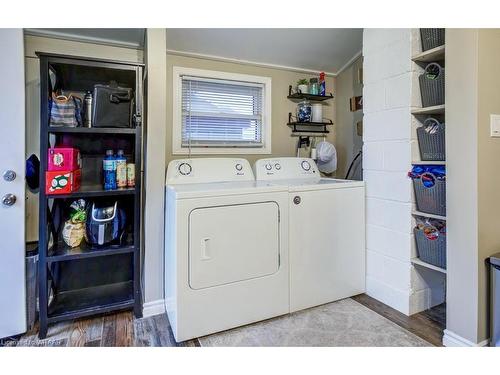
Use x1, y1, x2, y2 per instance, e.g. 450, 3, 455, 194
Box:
189, 202, 280, 290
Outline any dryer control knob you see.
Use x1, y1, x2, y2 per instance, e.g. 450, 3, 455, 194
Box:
235, 163, 243, 171
301, 160, 311, 171
275, 163, 281, 170
178, 162, 192, 176
265, 163, 272, 171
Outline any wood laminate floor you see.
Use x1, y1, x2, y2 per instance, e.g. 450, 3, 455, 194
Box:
352, 294, 446, 347
2, 294, 445, 347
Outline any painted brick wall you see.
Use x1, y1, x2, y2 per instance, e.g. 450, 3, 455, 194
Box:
362, 29, 444, 315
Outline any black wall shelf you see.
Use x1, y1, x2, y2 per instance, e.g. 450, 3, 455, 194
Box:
37, 53, 144, 338
287, 112, 333, 133
287, 85, 334, 101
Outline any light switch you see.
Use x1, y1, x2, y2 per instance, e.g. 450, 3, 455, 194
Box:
491, 114, 500, 137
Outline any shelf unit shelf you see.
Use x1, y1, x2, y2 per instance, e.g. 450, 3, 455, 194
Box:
411, 161, 446, 166
411, 45, 445, 63
46, 184, 136, 199
47, 241, 135, 262
37, 52, 144, 339
411, 104, 445, 115
411, 258, 447, 274
48, 126, 138, 135
287, 85, 334, 102
47, 281, 134, 323
412, 210, 446, 221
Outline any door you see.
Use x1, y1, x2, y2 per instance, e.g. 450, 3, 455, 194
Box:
189, 202, 279, 290
289, 186, 365, 312
0, 29, 26, 338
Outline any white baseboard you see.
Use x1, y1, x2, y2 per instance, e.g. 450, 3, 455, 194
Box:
443, 329, 489, 347
143, 299, 166, 318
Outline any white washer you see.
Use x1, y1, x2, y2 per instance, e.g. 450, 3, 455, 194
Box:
165, 158, 289, 342
254, 157, 365, 313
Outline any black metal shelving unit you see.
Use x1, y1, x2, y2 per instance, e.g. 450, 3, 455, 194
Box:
37, 53, 144, 338
287, 85, 334, 134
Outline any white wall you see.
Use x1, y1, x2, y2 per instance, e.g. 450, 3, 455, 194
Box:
362, 29, 445, 315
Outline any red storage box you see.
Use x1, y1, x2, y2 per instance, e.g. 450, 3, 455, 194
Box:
48, 147, 81, 171
45, 169, 81, 195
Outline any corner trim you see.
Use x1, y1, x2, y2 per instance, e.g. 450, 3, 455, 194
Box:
336, 50, 362, 75
143, 299, 166, 318
166, 48, 337, 77
443, 329, 489, 347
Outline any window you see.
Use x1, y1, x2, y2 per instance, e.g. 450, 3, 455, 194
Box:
173, 67, 272, 154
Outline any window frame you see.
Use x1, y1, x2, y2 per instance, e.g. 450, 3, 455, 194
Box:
172, 66, 272, 155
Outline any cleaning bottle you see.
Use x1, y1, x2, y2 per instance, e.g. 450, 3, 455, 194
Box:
319, 72, 326, 96
103, 149, 116, 190
115, 149, 127, 188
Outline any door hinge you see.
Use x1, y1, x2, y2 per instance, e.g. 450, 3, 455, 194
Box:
134, 113, 142, 126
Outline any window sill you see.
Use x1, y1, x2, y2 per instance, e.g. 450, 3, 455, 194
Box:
172, 146, 272, 155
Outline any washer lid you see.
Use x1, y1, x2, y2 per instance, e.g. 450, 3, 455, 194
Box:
167, 180, 287, 199
266, 178, 364, 192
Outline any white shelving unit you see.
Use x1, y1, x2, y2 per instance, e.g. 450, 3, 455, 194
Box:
411, 161, 445, 166
412, 210, 446, 221
412, 45, 445, 63
411, 104, 445, 116
411, 258, 447, 274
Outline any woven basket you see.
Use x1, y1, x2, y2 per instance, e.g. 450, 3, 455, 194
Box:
419, 63, 445, 107
417, 118, 446, 161
414, 227, 446, 269
413, 173, 446, 216
420, 28, 445, 51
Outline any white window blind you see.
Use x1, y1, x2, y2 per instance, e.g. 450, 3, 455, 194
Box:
181, 76, 264, 148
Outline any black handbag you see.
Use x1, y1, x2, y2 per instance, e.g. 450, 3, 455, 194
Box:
92, 81, 134, 128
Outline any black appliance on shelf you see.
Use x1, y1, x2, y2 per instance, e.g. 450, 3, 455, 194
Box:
86, 201, 127, 246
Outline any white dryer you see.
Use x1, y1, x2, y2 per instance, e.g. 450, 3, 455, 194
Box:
254, 157, 365, 313
165, 158, 289, 342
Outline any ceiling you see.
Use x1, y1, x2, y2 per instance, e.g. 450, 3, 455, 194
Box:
25, 28, 363, 75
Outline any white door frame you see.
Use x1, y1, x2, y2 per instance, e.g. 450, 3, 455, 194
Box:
0, 28, 27, 339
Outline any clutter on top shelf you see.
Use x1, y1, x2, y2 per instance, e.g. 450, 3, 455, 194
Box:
297, 79, 309, 94
49, 94, 83, 127
309, 78, 319, 95
319, 72, 326, 96
92, 82, 134, 128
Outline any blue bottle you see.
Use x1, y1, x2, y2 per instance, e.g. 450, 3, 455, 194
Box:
103, 149, 116, 190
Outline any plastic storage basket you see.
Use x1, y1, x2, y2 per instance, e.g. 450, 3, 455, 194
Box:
413, 172, 446, 216
414, 226, 446, 269
420, 28, 445, 51
419, 62, 445, 107
417, 117, 446, 161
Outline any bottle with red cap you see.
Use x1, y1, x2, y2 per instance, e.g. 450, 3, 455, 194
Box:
319, 72, 326, 96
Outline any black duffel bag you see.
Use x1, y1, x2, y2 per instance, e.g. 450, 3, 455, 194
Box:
92, 81, 134, 128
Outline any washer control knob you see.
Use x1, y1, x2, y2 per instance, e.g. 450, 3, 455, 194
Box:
293, 196, 301, 205
265, 163, 272, 171
301, 160, 311, 171
275, 163, 281, 170
235, 163, 243, 171
178, 162, 192, 176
